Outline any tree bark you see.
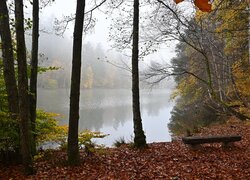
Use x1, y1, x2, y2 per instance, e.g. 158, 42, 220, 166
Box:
30, 0, 39, 155
67, 0, 85, 165
132, 0, 146, 148
15, 0, 34, 174
0, 0, 19, 116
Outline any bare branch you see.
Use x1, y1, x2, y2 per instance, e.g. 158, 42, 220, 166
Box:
142, 62, 209, 87
54, 0, 107, 36
156, 0, 190, 29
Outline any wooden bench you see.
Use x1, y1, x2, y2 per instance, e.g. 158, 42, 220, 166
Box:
182, 135, 241, 148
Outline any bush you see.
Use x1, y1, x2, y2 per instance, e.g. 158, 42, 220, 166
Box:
36, 110, 67, 148
78, 130, 108, 155
0, 112, 20, 149
0, 109, 67, 163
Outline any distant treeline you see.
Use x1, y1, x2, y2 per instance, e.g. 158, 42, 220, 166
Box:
37, 43, 131, 89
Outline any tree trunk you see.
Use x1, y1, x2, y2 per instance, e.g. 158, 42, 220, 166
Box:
15, 0, 34, 174
67, 0, 85, 165
132, 0, 146, 148
30, 0, 39, 155
0, 0, 19, 116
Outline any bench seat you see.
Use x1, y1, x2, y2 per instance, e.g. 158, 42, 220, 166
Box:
182, 135, 241, 147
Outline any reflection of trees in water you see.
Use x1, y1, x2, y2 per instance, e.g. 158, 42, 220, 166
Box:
37, 88, 172, 131
79, 107, 105, 131
79, 104, 132, 131
102, 104, 132, 130
141, 91, 173, 117
142, 98, 172, 117
37, 88, 70, 124
168, 99, 217, 135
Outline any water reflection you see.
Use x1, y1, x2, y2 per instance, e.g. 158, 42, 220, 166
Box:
37, 88, 174, 146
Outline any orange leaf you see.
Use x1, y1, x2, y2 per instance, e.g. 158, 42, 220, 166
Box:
174, 0, 184, 4
194, 0, 212, 12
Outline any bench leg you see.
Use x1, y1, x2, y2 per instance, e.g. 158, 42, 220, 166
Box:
222, 142, 234, 148
188, 144, 201, 150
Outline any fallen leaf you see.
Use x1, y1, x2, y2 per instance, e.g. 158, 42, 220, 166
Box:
194, 0, 212, 12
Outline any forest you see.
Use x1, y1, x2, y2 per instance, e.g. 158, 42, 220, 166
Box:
0, 0, 249, 178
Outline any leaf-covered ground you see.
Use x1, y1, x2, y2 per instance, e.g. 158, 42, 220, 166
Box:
1, 120, 250, 179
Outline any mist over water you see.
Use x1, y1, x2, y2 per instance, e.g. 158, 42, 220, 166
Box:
37, 88, 174, 146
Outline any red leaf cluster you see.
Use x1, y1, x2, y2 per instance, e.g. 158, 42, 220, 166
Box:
1, 120, 249, 179
194, 0, 212, 12
174, 0, 184, 4
174, 0, 212, 12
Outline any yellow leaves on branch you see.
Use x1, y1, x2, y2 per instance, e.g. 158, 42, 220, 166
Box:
171, 76, 202, 106
232, 61, 250, 98
175, 0, 212, 12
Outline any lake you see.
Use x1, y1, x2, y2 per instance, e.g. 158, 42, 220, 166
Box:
37, 88, 174, 147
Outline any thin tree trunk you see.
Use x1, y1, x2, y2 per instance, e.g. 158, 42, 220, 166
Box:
30, 0, 39, 155
0, 0, 19, 116
67, 0, 85, 165
15, 0, 34, 174
209, 45, 225, 110
132, 0, 146, 148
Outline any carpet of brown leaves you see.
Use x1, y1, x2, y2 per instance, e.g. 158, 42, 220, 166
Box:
1, 120, 250, 179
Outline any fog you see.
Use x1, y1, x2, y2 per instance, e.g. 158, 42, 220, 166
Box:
23, 0, 177, 90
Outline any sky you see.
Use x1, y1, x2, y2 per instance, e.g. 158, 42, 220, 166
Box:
40, 1, 112, 48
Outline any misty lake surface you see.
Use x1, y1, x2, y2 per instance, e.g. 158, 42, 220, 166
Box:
37, 88, 174, 146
